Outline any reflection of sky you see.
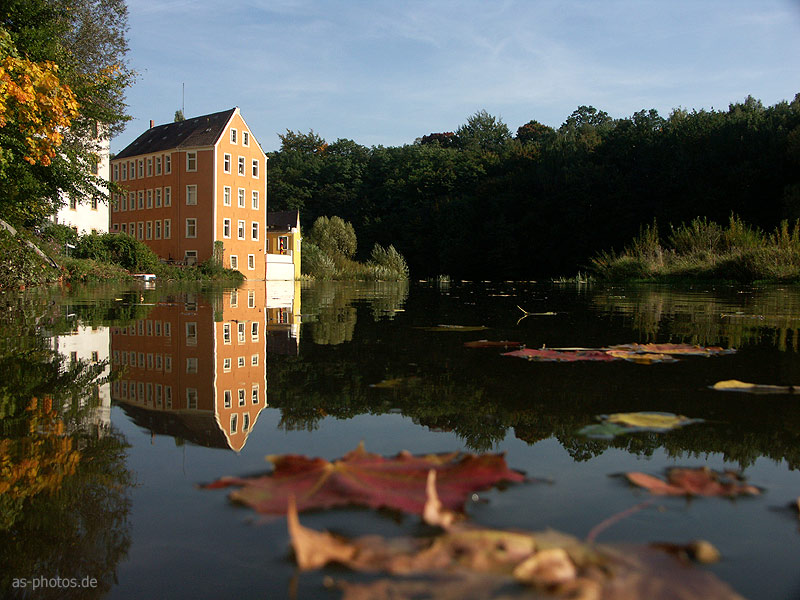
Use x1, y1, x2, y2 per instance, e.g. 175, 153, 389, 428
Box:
117, 0, 800, 153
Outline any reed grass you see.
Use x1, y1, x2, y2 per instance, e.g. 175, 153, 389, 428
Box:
591, 216, 800, 282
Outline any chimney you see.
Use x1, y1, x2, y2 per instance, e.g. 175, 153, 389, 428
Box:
150, 119, 154, 128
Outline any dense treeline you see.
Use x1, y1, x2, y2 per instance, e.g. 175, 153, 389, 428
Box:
267, 97, 800, 279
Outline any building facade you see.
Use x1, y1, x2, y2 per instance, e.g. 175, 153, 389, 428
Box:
109, 108, 267, 278
266, 210, 302, 280
52, 135, 110, 235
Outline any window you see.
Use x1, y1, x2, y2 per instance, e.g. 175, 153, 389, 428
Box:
121, 194, 128, 211
251, 354, 259, 366
147, 157, 152, 176
164, 187, 171, 206
230, 128, 237, 144
146, 353, 153, 369
147, 190, 153, 208
69, 197, 77, 210
163, 218, 171, 239
252, 191, 259, 210
155, 188, 162, 207
185, 218, 197, 238
137, 222, 144, 239
223, 153, 231, 173
251, 222, 259, 240
247, 290, 255, 308
113, 164, 119, 181
128, 192, 135, 211
230, 414, 237, 434
121, 163, 128, 180
184, 250, 197, 265
155, 156, 162, 175
155, 353, 162, 369
186, 357, 198, 373
156, 384, 162, 407
146, 221, 152, 239
91, 197, 98, 210
237, 356, 245, 368
223, 323, 231, 344
121, 224, 127, 234
238, 389, 245, 406
155, 220, 161, 239
187, 388, 198, 409
185, 322, 197, 345
243, 413, 250, 431
237, 220, 245, 239
223, 186, 231, 206
138, 191, 144, 209
186, 185, 197, 205
138, 159, 144, 178
242, 131, 250, 146
247, 254, 255, 270
252, 385, 259, 404
138, 352, 145, 368
230, 289, 238, 307
186, 151, 197, 171
230, 255, 238, 270
155, 321, 162, 336
252, 159, 259, 178
165, 385, 172, 408
129, 222, 134, 235
223, 218, 231, 238
165, 154, 171, 173
278, 236, 289, 254
238, 188, 245, 208
251, 321, 258, 341
223, 357, 231, 371
238, 156, 245, 175
238, 322, 245, 344
164, 322, 172, 337
224, 390, 232, 408
165, 355, 172, 372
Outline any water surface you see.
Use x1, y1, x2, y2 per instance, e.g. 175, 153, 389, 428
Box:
2, 281, 800, 599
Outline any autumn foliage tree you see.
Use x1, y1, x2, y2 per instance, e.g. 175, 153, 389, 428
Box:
0, 0, 134, 227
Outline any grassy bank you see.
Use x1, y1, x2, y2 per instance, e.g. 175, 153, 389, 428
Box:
591, 216, 800, 282
0, 225, 244, 290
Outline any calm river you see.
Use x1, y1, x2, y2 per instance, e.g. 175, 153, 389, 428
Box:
2, 280, 799, 599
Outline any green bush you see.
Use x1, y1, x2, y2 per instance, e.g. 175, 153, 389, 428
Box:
74, 233, 160, 272
0, 229, 60, 289
369, 243, 409, 280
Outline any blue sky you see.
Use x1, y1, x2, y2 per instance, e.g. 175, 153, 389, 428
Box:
114, 0, 800, 154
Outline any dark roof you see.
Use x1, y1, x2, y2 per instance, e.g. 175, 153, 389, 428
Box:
117, 401, 231, 449
267, 210, 300, 231
114, 108, 237, 159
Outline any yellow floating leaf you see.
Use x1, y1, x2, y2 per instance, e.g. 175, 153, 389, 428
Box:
710, 380, 798, 394
606, 412, 694, 430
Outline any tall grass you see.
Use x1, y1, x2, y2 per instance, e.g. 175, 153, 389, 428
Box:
591, 215, 800, 282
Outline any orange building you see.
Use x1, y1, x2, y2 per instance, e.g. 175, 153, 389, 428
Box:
110, 283, 267, 451
110, 108, 267, 278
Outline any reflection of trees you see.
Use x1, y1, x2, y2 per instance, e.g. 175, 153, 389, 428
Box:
0, 297, 132, 599
591, 284, 800, 350
301, 281, 409, 345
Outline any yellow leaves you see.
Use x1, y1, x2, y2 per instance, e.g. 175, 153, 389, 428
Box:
710, 380, 799, 394
0, 46, 78, 166
606, 412, 694, 430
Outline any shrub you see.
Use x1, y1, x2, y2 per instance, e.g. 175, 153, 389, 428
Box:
307, 216, 357, 259
369, 243, 409, 280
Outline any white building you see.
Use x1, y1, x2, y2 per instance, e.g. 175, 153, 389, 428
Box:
52, 133, 110, 234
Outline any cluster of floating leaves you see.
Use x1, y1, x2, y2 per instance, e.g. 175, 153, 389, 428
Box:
502, 343, 736, 365
202, 445, 758, 599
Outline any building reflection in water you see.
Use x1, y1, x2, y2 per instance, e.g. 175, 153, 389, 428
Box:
266, 280, 301, 355
109, 281, 299, 451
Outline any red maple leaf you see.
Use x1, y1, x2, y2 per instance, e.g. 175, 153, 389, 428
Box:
202, 443, 526, 515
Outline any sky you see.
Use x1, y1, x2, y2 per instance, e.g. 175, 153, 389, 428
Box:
114, 0, 800, 154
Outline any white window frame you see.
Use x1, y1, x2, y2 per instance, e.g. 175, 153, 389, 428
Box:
238, 389, 245, 406
238, 322, 245, 344
185, 218, 197, 238
242, 131, 249, 146
230, 255, 238, 270
163, 218, 171, 239
185, 322, 198, 345
155, 220, 161, 239
223, 358, 231, 372
155, 156, 162, 175
187, 388, 198, 409
252, 190, 259, 210
247, 290, 255, 308
223, 218, 231, 238
223, 186, 231, 206
237, 188, 245, 208
230, 128, 237, 144
165, 154, 172, 174
251, 222, 259, 240
223, 153, 231, 173
251, 354, 259, 366
155, 188, 162, 207
224, 390, 232, 408
186, 184, 197, 205
186, 151, 197, 172
252, 159, 259, 178
164, 186, 172, 206
247, 254, 255, 270
237, 156, 245, 176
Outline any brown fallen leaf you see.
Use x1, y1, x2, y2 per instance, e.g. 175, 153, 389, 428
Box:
201, 442, 525, 515
626, 467, 760, 497
290, 476, 745, 600
463, 340, 523, 349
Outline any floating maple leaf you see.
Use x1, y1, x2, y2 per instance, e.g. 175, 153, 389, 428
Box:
202, 443, 525, 515
463, 340, 523, 349
579, 412, 704, 439
502, 349, 617, 362
626, 467, 760, 497
503, 343, 734, 364
710, 380, 799, 394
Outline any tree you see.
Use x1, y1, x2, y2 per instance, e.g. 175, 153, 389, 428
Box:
456, 110, 511, 152
308, 216, 357, 259
515, 120, 555, 145
278, 129, 328, 154
174, 109, 185, 122
0, 0, 134, 227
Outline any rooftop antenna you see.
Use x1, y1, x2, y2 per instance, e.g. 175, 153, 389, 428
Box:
182, 83, 185, 115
